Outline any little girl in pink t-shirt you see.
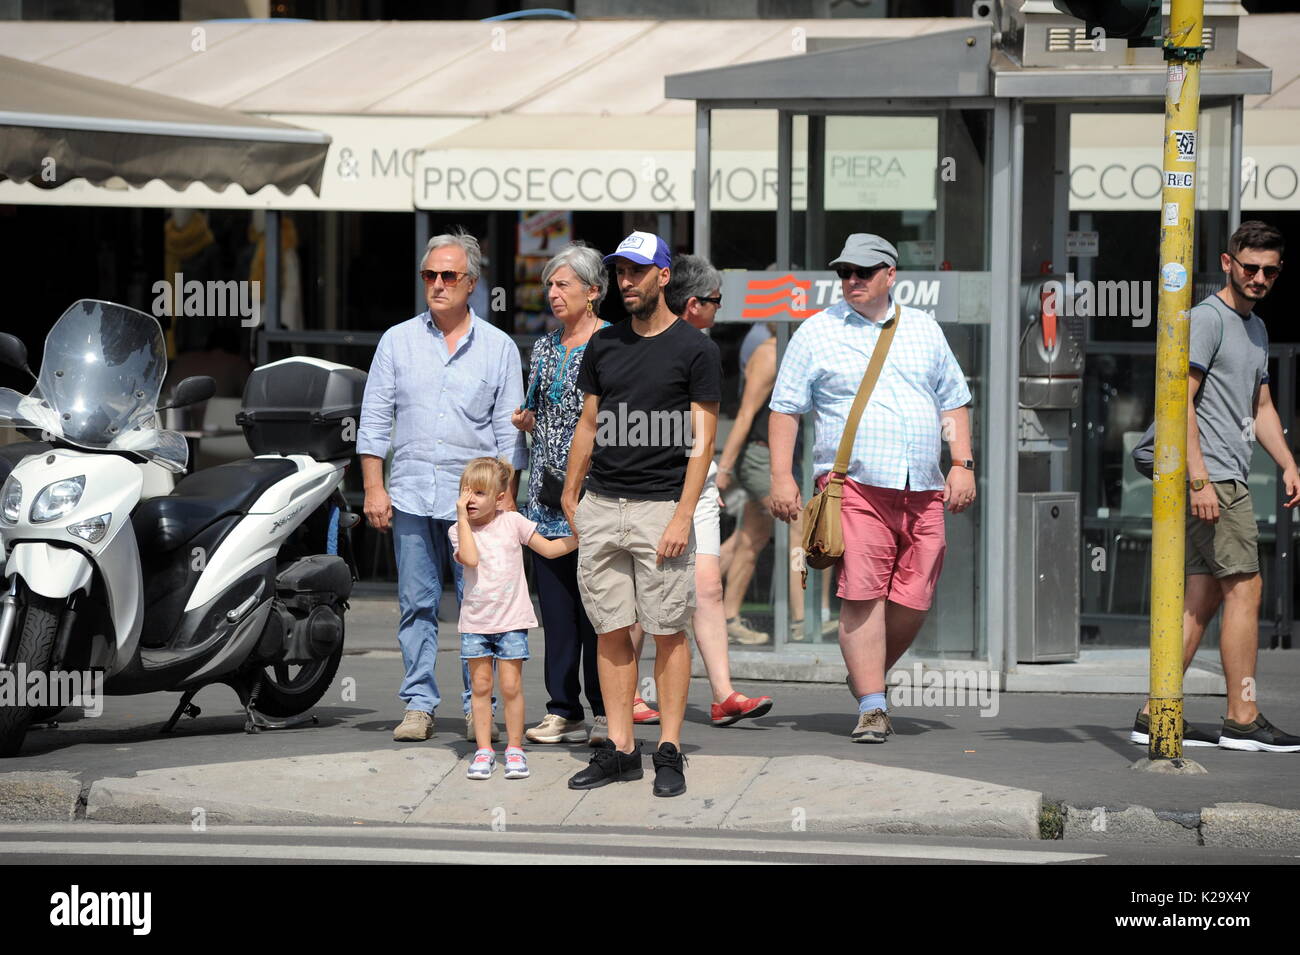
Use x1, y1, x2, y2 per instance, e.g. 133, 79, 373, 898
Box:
449, 458, 577, 780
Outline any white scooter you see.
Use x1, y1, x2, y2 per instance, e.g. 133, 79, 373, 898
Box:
0, 300, 364, 755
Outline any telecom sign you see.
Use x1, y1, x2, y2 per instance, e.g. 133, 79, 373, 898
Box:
715, 271, 968, 325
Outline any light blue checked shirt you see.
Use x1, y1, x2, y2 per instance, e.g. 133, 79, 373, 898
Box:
769, 297, 971, 492
357, 310, 528, 520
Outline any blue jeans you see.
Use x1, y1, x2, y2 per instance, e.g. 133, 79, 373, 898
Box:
392, 509, 495, 715
461, 630, 530, 661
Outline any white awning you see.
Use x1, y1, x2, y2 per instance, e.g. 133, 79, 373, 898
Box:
0, 17, 1295, 211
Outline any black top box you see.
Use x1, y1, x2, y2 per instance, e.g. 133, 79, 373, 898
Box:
237, 357, 367, 461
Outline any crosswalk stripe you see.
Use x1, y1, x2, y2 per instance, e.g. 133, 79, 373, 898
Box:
0, 840, 768, 865
0, 825, 1103, 864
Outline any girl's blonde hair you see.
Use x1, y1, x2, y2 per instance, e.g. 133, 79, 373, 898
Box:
460, 457, 514, 498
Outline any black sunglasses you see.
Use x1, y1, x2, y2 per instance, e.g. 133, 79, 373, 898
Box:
697, 295, 722, 306
835, 264, 889, 281
1229, 255, 1282, 280
419, 269, 468, 286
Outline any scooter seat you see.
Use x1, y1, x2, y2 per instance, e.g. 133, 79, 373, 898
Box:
132, 458, 299, 553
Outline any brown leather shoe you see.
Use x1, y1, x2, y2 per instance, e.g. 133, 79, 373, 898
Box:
850, 708, 893, 743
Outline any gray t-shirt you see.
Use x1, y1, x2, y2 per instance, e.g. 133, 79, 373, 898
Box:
1190, 293, 1269, 482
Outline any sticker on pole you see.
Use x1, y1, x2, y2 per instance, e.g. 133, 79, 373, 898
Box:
1167, 62, 1186, 104
1161, 262, 1188, 292
1165, 171, 1194, 190
1173, 130, 1196, 163
1163, 202, 1180, 226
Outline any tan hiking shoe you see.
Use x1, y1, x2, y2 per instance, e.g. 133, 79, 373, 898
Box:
526, 713, 587, 744
465, 713, 501, 743
851, 708, 893, 743
393, 709, 433, 742
727, 617, 771, 645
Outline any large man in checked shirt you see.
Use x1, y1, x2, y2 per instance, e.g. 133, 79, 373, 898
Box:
769, 234, 975, 744
357, 230, 528, 743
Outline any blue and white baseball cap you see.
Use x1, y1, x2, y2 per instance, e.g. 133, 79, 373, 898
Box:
604, 231, 672, 268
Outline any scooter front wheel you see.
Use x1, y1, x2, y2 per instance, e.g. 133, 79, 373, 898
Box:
0, 585, 61, 757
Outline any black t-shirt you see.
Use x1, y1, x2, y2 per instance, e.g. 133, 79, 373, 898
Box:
576, 318, 721, 501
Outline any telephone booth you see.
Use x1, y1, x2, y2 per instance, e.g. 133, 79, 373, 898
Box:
666, 0, 1267, 682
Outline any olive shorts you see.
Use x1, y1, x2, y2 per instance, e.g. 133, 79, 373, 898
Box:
573, 491, 696, 635
1186, 479, 1260, 578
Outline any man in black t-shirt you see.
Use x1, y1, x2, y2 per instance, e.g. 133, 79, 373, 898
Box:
561, 231, 720, 797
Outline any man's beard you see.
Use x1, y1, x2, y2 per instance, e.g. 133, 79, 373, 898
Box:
1230, 271, 1269, 303
628, 283, 660, 320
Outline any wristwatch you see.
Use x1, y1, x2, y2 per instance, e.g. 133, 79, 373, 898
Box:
953, 459, 975, 471
1190, 477, 1208, 491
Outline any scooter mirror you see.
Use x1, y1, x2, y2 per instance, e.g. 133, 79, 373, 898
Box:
0, 333, 34, 379
160, 375, 217, 411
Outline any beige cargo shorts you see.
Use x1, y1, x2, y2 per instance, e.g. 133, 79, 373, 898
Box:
573, 491, 696, 635
1186, 479, 1260, 578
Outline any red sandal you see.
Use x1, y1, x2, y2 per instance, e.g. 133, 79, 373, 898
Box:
633, 696, 660, 725
711, 692, 774, 727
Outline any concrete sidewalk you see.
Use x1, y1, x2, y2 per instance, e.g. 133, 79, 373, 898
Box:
69, 750, 1039, 838
3, 597, 1299, 848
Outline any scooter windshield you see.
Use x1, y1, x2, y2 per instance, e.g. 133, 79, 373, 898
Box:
0, 299, 188, 472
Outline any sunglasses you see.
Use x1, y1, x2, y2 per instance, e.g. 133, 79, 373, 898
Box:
697, 295, 722, 306
419, 269, 468, 286
835, 264, 889, 281
1229, 255, 1282, 280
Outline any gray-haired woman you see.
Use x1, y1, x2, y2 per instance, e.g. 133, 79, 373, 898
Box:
511, 242, 610, 746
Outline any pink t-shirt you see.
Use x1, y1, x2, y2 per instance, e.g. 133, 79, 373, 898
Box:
448, 511, 539, 635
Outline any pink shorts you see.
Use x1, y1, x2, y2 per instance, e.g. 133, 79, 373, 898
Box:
816, 475, 947, 611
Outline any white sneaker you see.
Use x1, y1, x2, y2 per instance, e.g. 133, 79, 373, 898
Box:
467, 748, 495, 780
526, 712, 587, 744
504, 747, 529, 779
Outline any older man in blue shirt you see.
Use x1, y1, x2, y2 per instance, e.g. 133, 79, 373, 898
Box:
769, 233, 974, 746
358, 230, 527, 743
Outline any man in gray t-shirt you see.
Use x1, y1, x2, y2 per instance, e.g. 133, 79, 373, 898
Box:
1133, 221, 1300, 753
1188, 294, 1270, 484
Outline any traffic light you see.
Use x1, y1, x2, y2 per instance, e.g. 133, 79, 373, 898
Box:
1051, 0, 1163, 44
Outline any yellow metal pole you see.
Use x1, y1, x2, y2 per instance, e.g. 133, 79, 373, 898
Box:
1149, 0, 1205, 760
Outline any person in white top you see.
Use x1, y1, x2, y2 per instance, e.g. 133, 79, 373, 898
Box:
450, 458, 576, 780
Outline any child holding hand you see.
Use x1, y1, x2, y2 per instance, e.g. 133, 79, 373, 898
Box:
450, 457, 577, 780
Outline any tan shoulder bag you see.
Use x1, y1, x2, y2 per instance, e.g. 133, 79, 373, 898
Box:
798, 304, 900, 587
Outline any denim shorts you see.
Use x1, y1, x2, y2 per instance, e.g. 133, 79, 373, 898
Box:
460, 630, 530, 661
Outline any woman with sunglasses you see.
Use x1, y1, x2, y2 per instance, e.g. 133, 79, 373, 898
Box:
512, 242, 612, 747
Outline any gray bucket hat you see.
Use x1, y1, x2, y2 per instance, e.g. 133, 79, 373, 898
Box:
829, 233, 898, 269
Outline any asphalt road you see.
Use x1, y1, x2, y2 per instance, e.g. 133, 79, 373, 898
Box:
9, 641, 1300, 818
3, 822, 1296, 865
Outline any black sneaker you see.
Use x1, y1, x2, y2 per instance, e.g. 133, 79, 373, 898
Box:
652, 742, 687, 798
1218, 713, 1300, 752
567, 739, 644, 790
1128, 710, 1217, 747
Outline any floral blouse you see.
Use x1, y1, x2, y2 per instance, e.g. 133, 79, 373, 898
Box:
522, 322, 608, 538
